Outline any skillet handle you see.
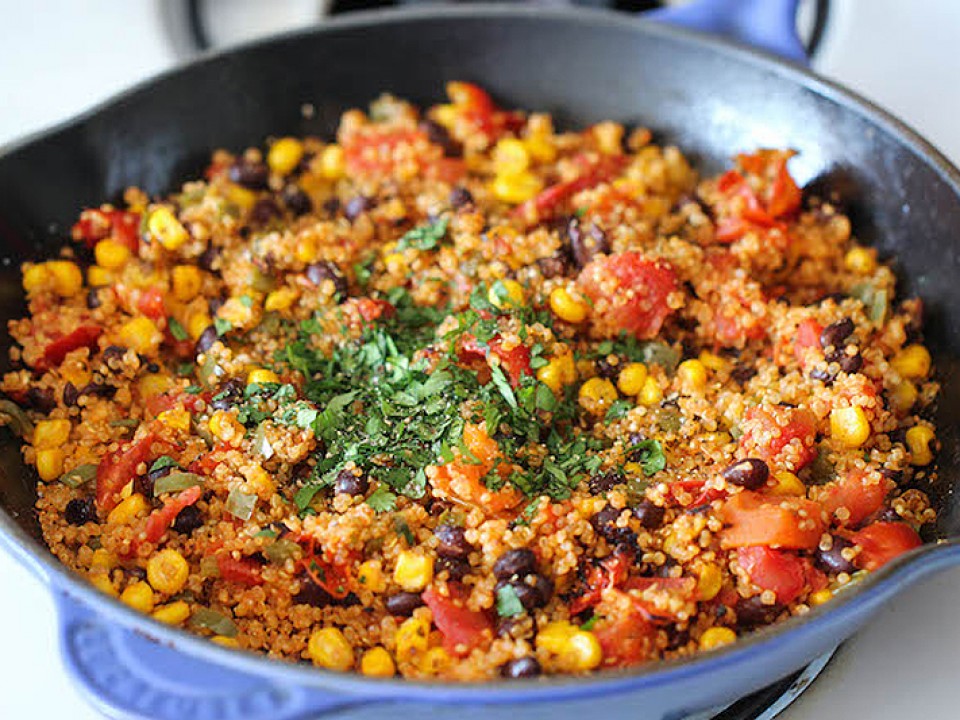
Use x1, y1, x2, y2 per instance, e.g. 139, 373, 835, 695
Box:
54, 592, 379, 720
647, 0, 808, 65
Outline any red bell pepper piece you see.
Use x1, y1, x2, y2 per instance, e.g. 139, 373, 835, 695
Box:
736, 546, 807, 605
217, 555, 264, 586
850, 522, 922, 571
144, 485, 202, 544
36, 325, 102, 371
95, 433, 158, 513
421, 587, 492, 656
136, 287, 166, 320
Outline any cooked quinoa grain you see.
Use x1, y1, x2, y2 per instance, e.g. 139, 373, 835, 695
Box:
1, 83, 938, 680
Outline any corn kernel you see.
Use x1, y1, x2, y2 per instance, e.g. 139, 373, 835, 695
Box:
593, 121, 624, 155
89, 573, 118, 597
537, 359, 564, 394
638, 376, 663, 406
699, 626, 736, 651
22, 263, 51, 294
267, 137, 305, 176
677, 359, 708, 392
95, 239, 132, 269
623, 461, 644, 477
147, 549, 190, 595
148, 207, 189, 251
138, 373, 172, 399
225, 183, 257, 211
91, 549, 116, 571
698, 351, 729, 372
107, 493, 149, 525
212, 636, 239, 648
171, 265, 203, 302
320, 144, 345, 180
357, 560, 386, 593
120, 581, 156, 613
209, 410, 244, 442
830, 406, 870, 448
558, 354, 577, 384
308, 627, 355, 671
46, 261, 84, 297
493, 138, 530, 176
118, 316, 162, 355
87, 265, 114, 287
844, 247, 877, 275
488, 279, 525, 310
218, 296, 255, 329
697, 564, 723, 602
395, 615, 430, 661
419, 646, 452, 674
433, 104, 458, 129
549, 286, 590, 323
157, 408, 190, 432
578, 377, 618, 416
770, 471, 806, 497
565, 630, 603, 671
36, 448, 65, 482
152, 600, 191, 625
906, 425, 935, 466
889, 380, 918, 412
536, 620, 577, 655
394, 550, 433, 592
808, 589, 833, 606
891, 344, 931, 380
34, 418, 71, 449
524, 133, 557, 163
187, 311, 213, 341
265, 287, 299, 312
360, 646, 396, 677
247, 368, 280, 385
617, 363, 649, 396
491, 171, 543, 205
295, 235, 319, 263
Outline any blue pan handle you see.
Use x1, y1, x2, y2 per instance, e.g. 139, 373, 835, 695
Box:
647, 0, 808, 64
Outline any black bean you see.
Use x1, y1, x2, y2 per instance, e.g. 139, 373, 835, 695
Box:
731, 364, 758, 385
82, 383, 116, 399
588, 472, 623, 494
493, 548, 537, 580
736, 596, 783, 629
815, 535, 857, 575
101, 345, 128, 369
126, 566, 147, 581
198, 245, 221, 272
435, 555, 470, 581
496, 615, 534, 640
500, 657, 542, 679
591, 505, 622, 539
65, 497, 97, 526
210, 378, 244, 410
146, 362, 160, 374
334, 470, 368, 496
195, 325, 219, 355
536, 252, 569, 279
420, 119, 462, 157
25, 387, 55, 413
281, 185, 313, 216
249, 197, 281, 226
305, 261, 348, 302
172, 504, 204, 535
385, 591, 423, 616
147, 461, 176, 482
595, 356, 622, 379
62, 382, 79, 407
566, 218, 609, 268
809, 366, 836, 385
449, 186, 474, 209
344, 196, 372, 222
229, 159, 269, 189
207, 297, 225, 316
86, 287, 103, 309
322, 197, 341, 217
835, 351, 863, 374
496, 576, 552, 611
293, 574, 335, 608
820, 318, 854, 349
721, 458, 770, 490
435, 524, 471, 558
633, 500, 665, 529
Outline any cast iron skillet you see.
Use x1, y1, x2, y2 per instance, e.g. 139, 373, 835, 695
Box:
1, 5, 960, 720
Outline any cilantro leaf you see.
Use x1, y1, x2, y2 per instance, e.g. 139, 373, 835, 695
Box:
395, 217, 449, 252
168, 317, 188, 341
214, 317, 232, 337
366, 485, 398, 513
604, 398, 633, 424
631, 439, 667, 476
495, 584, 524, 617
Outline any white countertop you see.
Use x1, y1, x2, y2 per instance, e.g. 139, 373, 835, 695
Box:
1, 1, 959, 718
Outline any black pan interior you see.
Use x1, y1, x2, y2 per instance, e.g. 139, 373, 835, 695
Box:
0, 9, 958, 548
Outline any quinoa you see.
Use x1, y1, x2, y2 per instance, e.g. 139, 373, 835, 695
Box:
0, 83, 939, 681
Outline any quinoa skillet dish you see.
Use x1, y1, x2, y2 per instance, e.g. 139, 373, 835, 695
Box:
1, 83, 939, 681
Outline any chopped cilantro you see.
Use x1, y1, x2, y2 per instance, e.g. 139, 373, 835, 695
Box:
184, 385, 202, 395
395, 217, 449, 252
214, 317, 232, 336
394, 517, 415, 545
366, 485, 398, 513
168, 317, 188, 341
604, 398, 633, 424
631, 439, 667, 476
495, 584, 524, 617
580, 614, 600, 631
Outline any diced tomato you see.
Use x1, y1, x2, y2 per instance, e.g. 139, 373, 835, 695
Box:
720, 491, 825, 549
343, 128, 426, 177
217, 555, 264, 586
518, 155, 627, 219
794, 319, 823, 368
569, 547, 632, 615
145, 390, 207, 417
447, 82, 496, 117
95, 433, 159, 513
426, 157, 466, 184
354, 297, 395, 323
622, 576, 697, 622
428, 423, 523, 512
592, 595, 655, 667
422, 587, 492, 656
768, 157, 803, 218
578, 251, 679, 340
72, 209, 141, 252
487, 336, 531, 387
669, 477, 727, 508
143, 485, 202, 544
850, 522, 922, 571
136, 287, 166, 319
37, 325, 102, 370
737, 546, 806, 604
738, 405, 819, 471
817, 470, 890, 527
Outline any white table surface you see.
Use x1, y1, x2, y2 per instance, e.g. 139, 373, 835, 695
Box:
1, 1, 959, 718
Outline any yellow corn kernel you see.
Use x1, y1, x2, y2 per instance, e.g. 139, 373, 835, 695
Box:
120, 581, 156, 613
147, 549, 190, 595
622, 461, 644, 477
247, 368, 280, 385
357, 560, 386, 593
593, 121, 624, 155
549, 286, 590, 324
889, 380, 918, 412
138, 373, 172, 399
808, 589, 833, 607
320, 144, 345, 180
243, 464, 275, 496
218, 297, 255, 329
87, 265, 115, 287
152, 600, 191, 625
492, 138, 530, 176
187, 311, 213, 341
33, 418, 71, 449
36, 448, 65, 482
617, 363, 649, 397
22, 263, 52, 294
844, 246, 877, 275
697, 564, 723, 602
90, 549, 116, 572
360, 646, 396, 677
638, 376, 663, 406
891, 344, 931, 380
212, 636, 239, 648
107, 493, 149, 526
395, 615, 430, 661
558, 354, 577, 384
565, 630, 603, 671
118, 317, 162, 355
225, 183, 257, 211
433, 104, 458, 129
157, 408, 190, 433
536, 620, 577, 655
47, 261, 84, 298
89, 573, 118, 597
308, 627, 355, 671
268, 137, 304, 176
171, 265, 203, 302
578, 377, 618, 416
264, 287, 299, 313
537, 359, 565, 394
830, 406, 870, 448
491, 171, 543, 205
524, 133, 557, 163
906, 425, 935, 466
95, 239, 132, 270
770, 471, 806, 497
295, 236, 319, 264
698, 351, 729, 372
208, 410, 243, 442
394, 550, 433, 592
148, 206, 189, 251
677, 359, 708, 393
419, 646, 451, 674
699, 626, 736, 651
488, 279, 525, 310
